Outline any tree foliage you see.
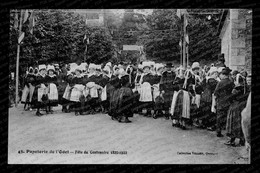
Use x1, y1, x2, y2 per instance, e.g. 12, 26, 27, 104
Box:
9, 9, 114, 71
138, 9, 222, 65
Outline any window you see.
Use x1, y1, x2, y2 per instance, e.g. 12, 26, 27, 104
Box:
86, 13, 99, 20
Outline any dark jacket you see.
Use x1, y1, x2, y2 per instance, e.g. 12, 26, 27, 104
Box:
214, 78, 234, 110
201, 78, 218, 103
160, 71, 176, 92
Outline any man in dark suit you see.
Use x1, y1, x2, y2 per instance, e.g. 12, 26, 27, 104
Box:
160, 63, 176, 119
214, 67, 234, 137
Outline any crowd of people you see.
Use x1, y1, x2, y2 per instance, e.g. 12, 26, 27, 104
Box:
17, 54, 251, 149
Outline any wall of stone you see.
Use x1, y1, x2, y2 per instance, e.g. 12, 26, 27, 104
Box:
245, 11, 252, 74
220, 9, 252, 73
220, 11, 231, 67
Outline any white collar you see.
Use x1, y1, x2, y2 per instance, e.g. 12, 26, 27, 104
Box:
48, 74, 56, 77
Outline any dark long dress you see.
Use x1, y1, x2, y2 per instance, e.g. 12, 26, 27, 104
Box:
117, 75, 135, 118
200, 77, 218, 127
160, 71, 176, 111
100, 74, 110, 112
226, 85, 249, 139
31, 74, 47, 109
154, 74, 164, 112
87, 74, 102, 112
171, 77, 185, 120
57, 70, 68, 106
108, 75, 121, 118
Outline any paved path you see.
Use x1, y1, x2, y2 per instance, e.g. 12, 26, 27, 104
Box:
8, 105, 249, 164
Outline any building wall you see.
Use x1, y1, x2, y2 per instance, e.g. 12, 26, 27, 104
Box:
220, 11, 231, 67
73, 9, 105, 27
220, 9, 252, 73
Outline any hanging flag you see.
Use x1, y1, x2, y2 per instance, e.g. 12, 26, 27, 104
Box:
14, 10, 19, 29
176, 9, 188, 19
28, 10, 35, 34
84, 45, 88, 54
176, 9, 181, 19
179, 40, 182, 47
18, 31, 25, 44
23, 10, 29, 23
184, 16, 188, 28
185, 34, 189, 44
83, 34, 87, 42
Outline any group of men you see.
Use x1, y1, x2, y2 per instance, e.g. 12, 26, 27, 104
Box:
19, 54, 251, 149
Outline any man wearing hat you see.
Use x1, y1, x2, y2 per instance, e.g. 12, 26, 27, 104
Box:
214, 67, 234, 137
160, 62, 176, 119
216, 53, 226, 68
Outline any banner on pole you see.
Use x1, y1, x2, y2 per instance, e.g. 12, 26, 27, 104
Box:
28, 10, 35, 34
18, 32, 25, 43
14, 11, 19, 29
123, 45, 143, 51
23, 10, 29, 23
185, 34, 189, 44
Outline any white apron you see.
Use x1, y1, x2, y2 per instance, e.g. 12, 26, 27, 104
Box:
139, 82, 153, 102
86, 82, 99, 98
182, 90, 190, 119
28, 84, 35, 103
21, 85, 29, 103
170, 90, 180, 115
70, 84, 84, 102
192, 94, 201, 108
48, 83, 58, 101
63, 84, 72, 100
152, 84, 160, 102
37, 84, 47, 102
101, 85, 107, 101
211, 94, 216, 113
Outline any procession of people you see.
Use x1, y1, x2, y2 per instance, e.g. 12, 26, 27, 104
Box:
16, 53, 251, 148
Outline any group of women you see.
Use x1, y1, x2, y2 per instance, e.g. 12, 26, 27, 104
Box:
19, 57, 251, 147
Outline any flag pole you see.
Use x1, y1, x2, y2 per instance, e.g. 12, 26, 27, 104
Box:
187, 45, 189, 68
183, 12, 186, 69
15, 9, 23, 107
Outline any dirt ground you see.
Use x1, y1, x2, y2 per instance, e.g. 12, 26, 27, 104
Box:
8, 105, 249, 164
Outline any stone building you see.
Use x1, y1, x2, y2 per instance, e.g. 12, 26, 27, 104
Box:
73, 9, 106, 27
217, 9, 252, 73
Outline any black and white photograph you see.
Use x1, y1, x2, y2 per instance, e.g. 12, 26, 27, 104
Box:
8, 9, 252, 164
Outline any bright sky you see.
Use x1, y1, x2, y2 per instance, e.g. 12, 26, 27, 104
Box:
111, 9, 153, 16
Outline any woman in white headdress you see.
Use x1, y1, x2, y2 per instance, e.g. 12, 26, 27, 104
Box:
172, 69, 195, 129
108, 65, 121, 120
139, 61, 155, 116
32, 64, 48, 116
70, 68, 84, 115
170, 66, 185, 126
45, 65, 59, 114
225, 72, 250, 146
153, 63, 165, 118
200, 66, 219, 130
